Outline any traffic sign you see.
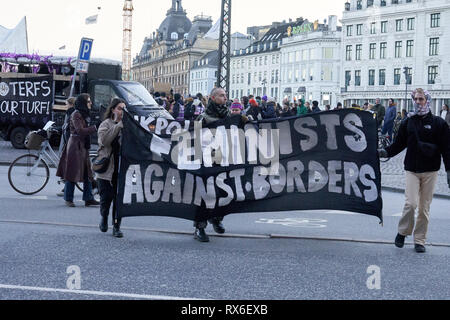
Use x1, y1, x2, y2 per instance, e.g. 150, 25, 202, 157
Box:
79, 38, 94, 62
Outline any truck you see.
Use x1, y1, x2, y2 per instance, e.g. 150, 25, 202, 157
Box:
0, 55, 172, 148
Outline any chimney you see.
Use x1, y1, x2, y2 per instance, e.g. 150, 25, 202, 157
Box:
328, 15, 337, 32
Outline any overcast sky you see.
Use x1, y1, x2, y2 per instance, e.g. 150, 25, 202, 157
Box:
1, 0, 344, 61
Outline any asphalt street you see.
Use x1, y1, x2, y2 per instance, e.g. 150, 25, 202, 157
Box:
0, 165, 449, 300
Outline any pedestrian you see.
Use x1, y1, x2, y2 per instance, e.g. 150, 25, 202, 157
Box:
401, 109, 408, 120
192, 98, 204, 120
57, 97, 76, 197
56, 94, 99, 208
325, 104, 331, 112
183, 97, 195, 121
335, 102, 343, 110
381, 98, 397, 141
96, 98, 126, 238
440, 104, 450, 126
362, 102, 369, 111
297, 99, 308, 116
194, 87, 230, 242
230, 101, 243, 115
372, 98, 386, 129
305, 101, 312, 113
262, 97, 277, 119
246, 98, 262, 121
311, 101, 321, 113
241, 96, 250, 115
280, 102, 292, 118
378, 88, 450, 253
172, 93, 185, 122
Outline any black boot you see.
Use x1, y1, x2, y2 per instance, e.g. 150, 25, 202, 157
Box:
113, 223, 123, 238
209, 218, 225, 234
395, 233, 406, 248
99, 216, 108, 233
194, 228, 209, 242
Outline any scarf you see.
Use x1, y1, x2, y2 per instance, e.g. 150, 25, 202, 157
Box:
205, 100, 230, 120
408, 90, 431, 118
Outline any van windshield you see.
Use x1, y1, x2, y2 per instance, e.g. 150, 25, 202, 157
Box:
116, 83, 157, 106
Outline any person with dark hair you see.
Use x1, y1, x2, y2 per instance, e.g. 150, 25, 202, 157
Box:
311, 101, 321, 113
96, 98, 126, 238
172, 93, 185, 122
335, 102, 343, 110
241, 96, 250, 115
262, 97, 277, 119
57, 94, 99, 208
372, 98, 386, 129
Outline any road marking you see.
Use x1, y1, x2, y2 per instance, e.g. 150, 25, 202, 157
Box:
0, 284, 203, 300
256, 218, 327, 228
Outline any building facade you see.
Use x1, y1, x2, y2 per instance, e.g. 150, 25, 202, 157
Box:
190, 50, 218, 96
340, 0, 450, 114
280, 16, 342, 107
229, 18, 306, 101
131, 0, 218, 96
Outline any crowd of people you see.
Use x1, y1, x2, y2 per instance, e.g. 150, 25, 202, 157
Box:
55, 87, 449, 252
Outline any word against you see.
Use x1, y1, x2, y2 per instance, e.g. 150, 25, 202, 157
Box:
66, 265, 81, 290
366, 265, 381, 290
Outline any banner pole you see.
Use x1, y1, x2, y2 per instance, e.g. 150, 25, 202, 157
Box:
69, 39, 82, 97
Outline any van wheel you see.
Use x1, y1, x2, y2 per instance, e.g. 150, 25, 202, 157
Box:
10, 127, 28, 149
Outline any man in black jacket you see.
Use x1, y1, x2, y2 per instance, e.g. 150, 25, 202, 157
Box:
379, 89, 450, 253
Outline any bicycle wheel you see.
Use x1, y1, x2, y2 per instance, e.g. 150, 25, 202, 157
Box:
8, 154, 50, 195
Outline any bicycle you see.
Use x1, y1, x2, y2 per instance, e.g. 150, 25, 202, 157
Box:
8, 122, 97, 195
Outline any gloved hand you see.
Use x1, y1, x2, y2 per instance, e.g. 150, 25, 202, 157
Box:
378, 148, 388, 159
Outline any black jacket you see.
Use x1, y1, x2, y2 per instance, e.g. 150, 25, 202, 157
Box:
386, 112, 450, 173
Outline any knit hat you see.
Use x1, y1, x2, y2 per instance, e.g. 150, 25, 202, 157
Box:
249, 98, 258, 107
262, 95, 268, 101
231, 102, 243, 110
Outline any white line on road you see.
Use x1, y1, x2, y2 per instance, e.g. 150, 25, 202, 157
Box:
0, 284, 202, 300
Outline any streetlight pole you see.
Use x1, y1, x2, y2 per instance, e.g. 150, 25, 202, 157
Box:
403, 66, 409, 112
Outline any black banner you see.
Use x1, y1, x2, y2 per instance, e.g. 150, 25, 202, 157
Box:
0, 75, 53, 126
117, 109, 383, 223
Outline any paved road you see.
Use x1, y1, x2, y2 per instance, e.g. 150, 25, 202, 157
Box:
0, 165, 449, 300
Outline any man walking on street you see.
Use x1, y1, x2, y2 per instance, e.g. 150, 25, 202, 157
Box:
381, 98, 397, 142
378, 89, 450, 253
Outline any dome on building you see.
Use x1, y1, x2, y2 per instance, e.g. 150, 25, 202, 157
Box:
157, 0, 192, 42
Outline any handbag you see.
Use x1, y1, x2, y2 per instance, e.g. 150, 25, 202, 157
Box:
92, 151, 113, 174
411, 120, 439, 158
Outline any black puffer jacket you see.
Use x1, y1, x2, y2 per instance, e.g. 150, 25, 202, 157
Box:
386, 112, 450, 173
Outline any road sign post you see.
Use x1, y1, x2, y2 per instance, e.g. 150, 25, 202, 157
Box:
69, 38, 94, 97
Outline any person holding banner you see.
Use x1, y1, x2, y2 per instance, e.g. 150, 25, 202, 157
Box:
379, 89, 450, 253
57, 94, 99, 208
194, 87, 231, 242
96, 98, 126, 238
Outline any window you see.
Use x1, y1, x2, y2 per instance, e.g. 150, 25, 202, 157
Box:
431, 13, 440, 28
346, 45, 352, 61
323, 47, 333, 59
394, 68, 401, 85
368, 70, 375, 86
380, 42, 387, 59
428, 66, 438, 84
345, 71, 351, 87
355, 70, 361, 86
379, 69, 386, 86
369, 43, 376, 59
395, 41, 402, 58
355, 44, 362, 60
407, 18, 415, 31
396, 19, 403, 32
347, 25, 353, 36
429, 38, 439, 56
370, 22, 376, 34
381, 21, 388, 33
356, 24, 363, 36
406, 40, 414, 57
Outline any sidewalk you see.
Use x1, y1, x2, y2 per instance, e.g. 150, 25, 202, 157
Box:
1, 140, 449, 198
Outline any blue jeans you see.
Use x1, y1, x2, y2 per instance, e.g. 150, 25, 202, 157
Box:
64, 179, 94, 202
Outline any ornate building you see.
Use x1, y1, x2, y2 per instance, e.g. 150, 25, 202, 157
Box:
132, 0, 218, 96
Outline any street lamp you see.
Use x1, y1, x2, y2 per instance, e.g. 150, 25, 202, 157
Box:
261, 78, 267, 95
403, 66, 410, 112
